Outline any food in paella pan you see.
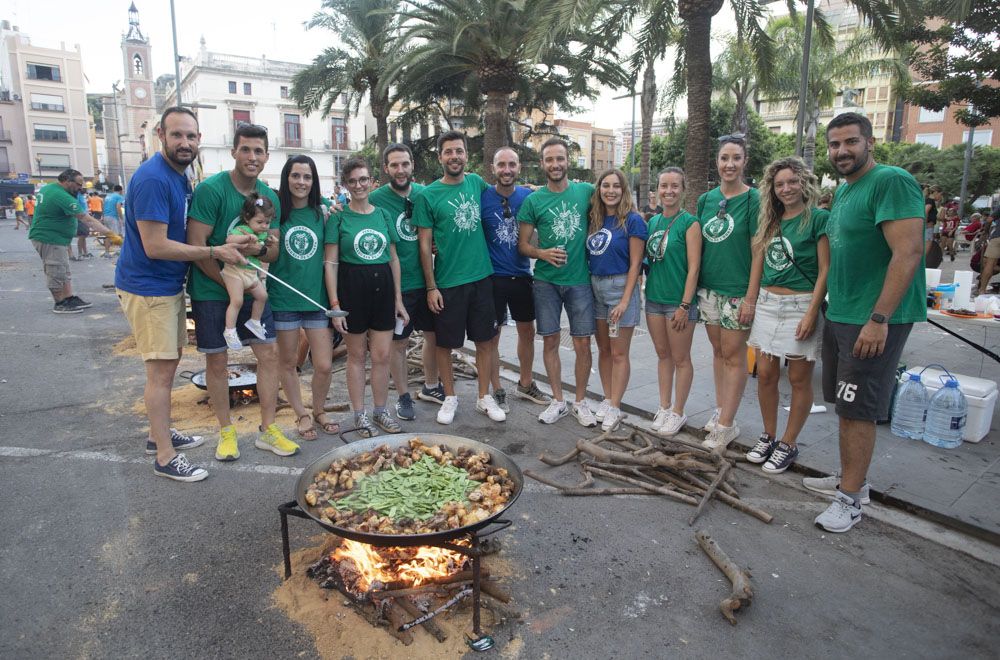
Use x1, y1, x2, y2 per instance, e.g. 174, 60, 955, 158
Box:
304, 438, 516, 535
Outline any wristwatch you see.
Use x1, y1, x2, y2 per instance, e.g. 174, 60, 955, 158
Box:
869, 312, 887, 324
257, 244, 268, 257
679, 302, 691, 311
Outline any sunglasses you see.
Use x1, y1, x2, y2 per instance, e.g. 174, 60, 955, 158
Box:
718, 132, 745, 143
500, 196, 512, 219
716, 198, 728, 219
404, 197, 414, 219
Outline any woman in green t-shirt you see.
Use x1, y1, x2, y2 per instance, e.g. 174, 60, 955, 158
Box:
644, 167, 701, 438
697, 135, 762, 452
273, 155, 339, 440
745, 157, 829, 474
323, 157, 408, 438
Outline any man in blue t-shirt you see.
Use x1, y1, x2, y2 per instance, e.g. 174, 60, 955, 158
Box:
103, 185, 125, 235
114, 106, 246, 483
481, 147, 550, 412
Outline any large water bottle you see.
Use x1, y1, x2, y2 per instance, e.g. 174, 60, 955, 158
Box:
924, 378, 967, 449
890, 373, 927, 440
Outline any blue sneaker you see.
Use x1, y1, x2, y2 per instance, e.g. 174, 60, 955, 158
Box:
395, 393, 416, 421
146, 428, 205, 455
153, 453, 208, 482
417, 383, 446, 405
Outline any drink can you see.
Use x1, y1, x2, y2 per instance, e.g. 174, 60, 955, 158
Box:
556, 244, 566, 267
394, 317, 405, 335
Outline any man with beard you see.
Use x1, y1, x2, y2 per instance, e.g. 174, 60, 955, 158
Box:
805, 112, 925, 532
517, 138, 598, 427
187, 123, 300, 462
412, 131, 505, 425
114, 106, 245, 481
480, 147, 549, 412
369, 143, 444, 422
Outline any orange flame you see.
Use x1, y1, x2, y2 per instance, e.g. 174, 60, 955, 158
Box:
331, 539, 467, 593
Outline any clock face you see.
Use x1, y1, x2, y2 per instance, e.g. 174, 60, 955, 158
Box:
134, 87, 147, 99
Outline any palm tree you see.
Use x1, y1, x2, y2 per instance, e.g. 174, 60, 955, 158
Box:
290, 0, 405, 158
712, 33, 759, 139
388, 0, 627, 176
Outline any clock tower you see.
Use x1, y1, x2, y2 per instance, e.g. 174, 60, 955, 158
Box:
119, 3, 155, 177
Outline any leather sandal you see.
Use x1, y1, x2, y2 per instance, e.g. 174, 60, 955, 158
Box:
295, 414, 317, 441
313, 413, 340, 435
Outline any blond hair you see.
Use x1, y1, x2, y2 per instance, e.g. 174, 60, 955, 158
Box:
589, 169, 635, 235
754, 157, 820, 249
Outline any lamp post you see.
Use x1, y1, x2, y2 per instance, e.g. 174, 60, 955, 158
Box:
612, 87, 641, 196
35, 154, 42, 179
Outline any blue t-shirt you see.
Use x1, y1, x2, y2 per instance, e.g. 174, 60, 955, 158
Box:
481, 185, 532, 277
586, 211, 648, 276
114, 153, 192, 296
103, 192, 124, 219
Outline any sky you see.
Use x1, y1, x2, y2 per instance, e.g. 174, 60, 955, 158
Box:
5, 0, 743, 131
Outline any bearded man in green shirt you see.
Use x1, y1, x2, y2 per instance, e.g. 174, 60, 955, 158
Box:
807, 112, 925, 533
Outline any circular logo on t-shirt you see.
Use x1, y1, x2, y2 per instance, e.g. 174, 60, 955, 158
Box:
396, 212, 417, 242
702, 213, 734, 243
647, 230, 667, 259
354, 228, 387, 261
550, 202, 582, 242
765, 236, 793, 271
284, 226, 318, 261
587, 228, 612, 256
451, 193, 480, 233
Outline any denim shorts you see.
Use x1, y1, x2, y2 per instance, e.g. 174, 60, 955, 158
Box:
591, 274, 641, 327
272, 309, 331, 331
747, 290, 822, 361
645, 300, 698, 321
533, 280, 595, 337
191, 299, 277, 353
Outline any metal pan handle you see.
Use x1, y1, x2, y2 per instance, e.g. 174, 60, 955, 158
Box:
476, 518, 512, 537
178, 370, 196, 380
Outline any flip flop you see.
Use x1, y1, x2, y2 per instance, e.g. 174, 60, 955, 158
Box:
295, 414, 317, 441
313, 413, 340, 435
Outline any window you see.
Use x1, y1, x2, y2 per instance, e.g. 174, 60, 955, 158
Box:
30, 93, 65, 112
280, 86, 289, 99
228, 81, 237, 94
577, 156, 587, 168
283, 114, 301, 147
331, 117, 348, 150
232, 109, 251, 132
914, 133, 943, 149
38, 153, 71, 170
340, 93, 348, 105
133, 54, 144, 77
27, 63, 61, 81
243, 82, 252, 95
769, 125, 782, 133
34, 123, 68, 141
919, 107, 945, 123
0, 146, 9, 173
961, 129, 993, 147
873, 112, 885, 127
878, 86, 889, 101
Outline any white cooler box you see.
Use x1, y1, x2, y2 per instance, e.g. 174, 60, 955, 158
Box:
910, 367, 998, 443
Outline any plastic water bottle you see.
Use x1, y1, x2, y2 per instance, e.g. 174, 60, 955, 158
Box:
923, 379, 967, 449
890, 373, 927, 440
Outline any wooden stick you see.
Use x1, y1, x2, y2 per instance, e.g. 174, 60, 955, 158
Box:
383, 600, 415, 645
582, 465, 699, 505
576, 439, 717, 472
695, 531, 753, 625
524, 469, 592, 490
524, 469, 650, 496
377, 581, 471, 600
481, 581, 511, 603
396, 597, 448, 642
538, 447, 581, 466
688, 461, 732, 526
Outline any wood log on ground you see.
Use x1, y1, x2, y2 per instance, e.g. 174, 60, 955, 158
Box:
582, 465, 700, 505
524, 469, 652, 496
695, 531, 753, 625
688, 462, 732, 526
396, 597, 448, 642
480, 581, 512, 603
383, 600, 415, 645
576, 440, 717, 472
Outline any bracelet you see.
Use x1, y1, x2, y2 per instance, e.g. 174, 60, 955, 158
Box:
427, 286, 438, 292
330, 299, 340, 307
741, 301, 755, 307
209, 245, 214, 258
323, 260, 339, 266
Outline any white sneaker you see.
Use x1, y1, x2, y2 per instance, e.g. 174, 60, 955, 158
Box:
538, 400, 568, 424
601, 406, 623, 432
703, 408, 721, 433
223, 327, 243, 351
476, 395, 507, 422
802, 475, 871, 504
814, 491, 863, 533
702, 423, 739, 451
594, 399, 611, 422
572, 401, 598, 428
437, 396, 458, 424
244, 318, 267, 340
651, 407, 671, 432
659, 411, 687, 437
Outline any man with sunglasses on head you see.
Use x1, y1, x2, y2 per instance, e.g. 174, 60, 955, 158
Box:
480, 147, 550, 413
369, 142, 445, 422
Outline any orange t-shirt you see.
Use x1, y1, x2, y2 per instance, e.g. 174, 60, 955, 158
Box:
25, 198, 35, 215
88, 196, 103, 213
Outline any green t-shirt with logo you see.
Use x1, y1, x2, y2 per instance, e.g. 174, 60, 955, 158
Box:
370, 183, 426, 292
760, 208, 829, 292
411, 173, 492, 289
28, 183, 81, 246
645, 210, 699, 306
826, 164, 926, 325
516, 182, 594, 286
696, 186, 760, 297
186, 171, 280, 301
325, 206, 397, 266
268, 202, 330, 311
228, 224, 269, 269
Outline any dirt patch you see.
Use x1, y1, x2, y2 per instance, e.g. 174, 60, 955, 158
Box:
112, 335, 139, 357
273, 540, 515, 659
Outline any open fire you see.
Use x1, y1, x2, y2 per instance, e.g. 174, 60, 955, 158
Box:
331, 539, 468, 594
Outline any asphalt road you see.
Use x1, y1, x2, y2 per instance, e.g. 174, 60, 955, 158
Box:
1, 224, 998, 659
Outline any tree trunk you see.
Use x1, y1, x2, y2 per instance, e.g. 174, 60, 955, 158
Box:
684, 14, 714, 212
803, 101, 819, 171
482, 88, 510, 184
371, 93, 389, 159
639, 60, 657, 204
734, 84, 749, 138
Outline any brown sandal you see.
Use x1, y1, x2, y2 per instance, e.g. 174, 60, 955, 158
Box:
313, 413, 340, 435
295, 414, 318, 441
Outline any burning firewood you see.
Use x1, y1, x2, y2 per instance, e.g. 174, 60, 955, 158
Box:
695, 531, 753, 625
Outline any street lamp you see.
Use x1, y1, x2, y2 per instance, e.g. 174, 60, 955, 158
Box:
612, 87, 641, 196
35, 154, 42, 179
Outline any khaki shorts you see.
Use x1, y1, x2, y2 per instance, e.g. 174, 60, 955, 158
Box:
31, 240, 71, 291
117, 289, 187, 361
985, 237, 1000, 260
222, 264, 261, 290
697, 288, 751, 331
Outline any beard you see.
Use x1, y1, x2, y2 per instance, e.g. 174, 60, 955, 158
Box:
833, 145, 870, 177
166, 145, 197, 168
389, 174, 412, 191
444, 160, 465, 176
546, 167, 566, 183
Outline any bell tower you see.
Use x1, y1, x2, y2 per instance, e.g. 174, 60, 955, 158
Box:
119, 2, 155, 177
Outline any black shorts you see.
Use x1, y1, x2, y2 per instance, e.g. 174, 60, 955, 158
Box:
394, 288, 434, 339
822, 320, 913, 422
76, 219, 90, 237
338, 262, 395, 334
434, 277, 498, 348
191, 298, 277, 354
491, 275, 535, 325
